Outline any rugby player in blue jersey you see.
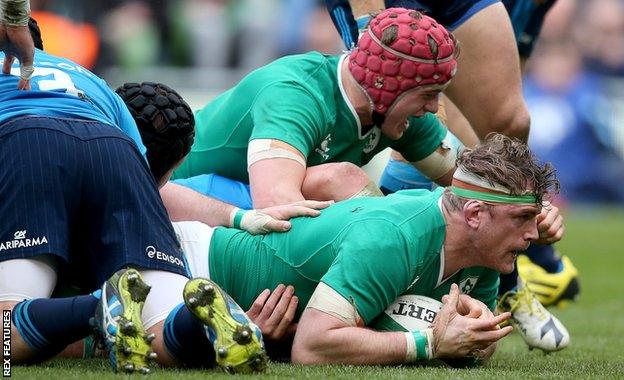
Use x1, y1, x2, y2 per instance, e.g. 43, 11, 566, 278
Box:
0, 20, 324, 374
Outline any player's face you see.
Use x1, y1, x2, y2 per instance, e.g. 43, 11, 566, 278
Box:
478, 203, 541, 274
380, 86, 444, 140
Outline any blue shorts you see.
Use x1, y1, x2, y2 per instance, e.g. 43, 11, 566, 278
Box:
173, 174, 253, 210
0, 116, 187, 290
503, 0, 557, 57
326, 0, 555, 57
325, 0, 499, 48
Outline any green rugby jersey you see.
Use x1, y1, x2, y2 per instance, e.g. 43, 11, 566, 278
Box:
173, 52, 446, 182
206, 188, 498, 324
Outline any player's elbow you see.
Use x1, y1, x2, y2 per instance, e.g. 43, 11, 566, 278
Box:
291, 340, 323, 365
291, 330, 332, 365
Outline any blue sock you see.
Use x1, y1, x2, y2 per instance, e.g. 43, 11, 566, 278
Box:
12, 293, 100, 361
525, 244, 562, 273
163, 303, 215, 368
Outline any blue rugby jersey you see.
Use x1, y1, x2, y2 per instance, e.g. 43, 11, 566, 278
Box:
0, 49, 146, 156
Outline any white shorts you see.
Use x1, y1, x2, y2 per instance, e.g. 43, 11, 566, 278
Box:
139, 221, 216, 329
172, 221, 215, 278
0, 256, 58, 302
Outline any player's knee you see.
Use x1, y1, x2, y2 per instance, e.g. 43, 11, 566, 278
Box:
505, 107, 531, 141
303, 162, 372, 201
486, 105, 531, 142
324, 162, 369, 189
291, 343, 317, 365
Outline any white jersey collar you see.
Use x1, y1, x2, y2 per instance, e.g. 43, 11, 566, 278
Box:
435, 196, 458, 287
337, 54, 374, 140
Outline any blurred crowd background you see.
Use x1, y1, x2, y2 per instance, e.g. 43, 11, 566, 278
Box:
30, 0, 624, 204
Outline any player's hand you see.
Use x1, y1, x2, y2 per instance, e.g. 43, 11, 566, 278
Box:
432, 284, 513, 358
238, 200, 333, 234
0, 23, 35, 90
442, 293, 493, 320
260, 200, 333, 221
467, 342, 497, 362
534, 201, 565, 245
246, 284, 299, 341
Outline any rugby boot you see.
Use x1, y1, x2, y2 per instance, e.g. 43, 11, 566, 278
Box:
93, 268, 156, 374
518, 254, 580, 307
183, 277, 267, 373
498, 285, 570, 352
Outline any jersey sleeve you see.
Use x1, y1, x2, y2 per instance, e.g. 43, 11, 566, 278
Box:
320, 221, 414, 324
389, 113, 447, 162
468, 269, 500, 311
249, 82, 329, 158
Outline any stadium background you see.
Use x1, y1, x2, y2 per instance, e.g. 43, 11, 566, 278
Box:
30, 0, 624, 201
13, 0, 624, 378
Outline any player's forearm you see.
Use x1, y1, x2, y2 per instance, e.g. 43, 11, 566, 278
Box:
292, 326, 407, 365
248, 158, 307, 209
6, 24, 33, 64
348, 0, 385, 19
160, 182, 233, 227
251, 186, 306, 209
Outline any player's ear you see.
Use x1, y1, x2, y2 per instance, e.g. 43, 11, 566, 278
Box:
463, 200, 482, 229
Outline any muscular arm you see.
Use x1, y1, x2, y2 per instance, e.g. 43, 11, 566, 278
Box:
161, 181, 330, 233
292, 284, 512, 366
160, 182, 233, 227
292, 307, 407, 365
248, 142, 307, 208
410, 145, 457, 187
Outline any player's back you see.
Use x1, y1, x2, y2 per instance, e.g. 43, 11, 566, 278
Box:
0, 49, 144, 153
174, 52, 340, 181
209, 188, 447, 318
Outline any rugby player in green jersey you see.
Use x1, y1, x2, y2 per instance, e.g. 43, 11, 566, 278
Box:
164, 9, 461, 218
173, 134, 569, 365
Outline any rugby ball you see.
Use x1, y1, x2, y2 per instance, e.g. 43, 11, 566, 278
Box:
370, 295, 442, 332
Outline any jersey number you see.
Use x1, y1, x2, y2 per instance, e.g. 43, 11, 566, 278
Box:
10, 66, 83, 97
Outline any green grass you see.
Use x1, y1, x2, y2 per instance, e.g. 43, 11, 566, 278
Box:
10, 208, 624, 379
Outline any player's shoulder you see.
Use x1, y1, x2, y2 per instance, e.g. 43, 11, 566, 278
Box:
339, 217, 410, 254
386, 188, 445, 215
34, 49, 104, 86
387, 188, 447, 241
255, 51, 339, 86
272, 51, 338, 66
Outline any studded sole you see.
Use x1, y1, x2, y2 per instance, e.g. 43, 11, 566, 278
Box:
113, 270, 156, 374
184, 278, 267, 373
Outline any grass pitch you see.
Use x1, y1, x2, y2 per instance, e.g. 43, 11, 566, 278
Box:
10, 208, 624, 379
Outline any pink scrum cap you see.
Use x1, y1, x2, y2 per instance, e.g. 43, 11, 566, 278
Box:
348, 8, 459, 114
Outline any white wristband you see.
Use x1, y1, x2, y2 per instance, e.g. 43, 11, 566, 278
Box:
404, 328, 435, 362
404, 332, 418, 362
20, 64, 34, 80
